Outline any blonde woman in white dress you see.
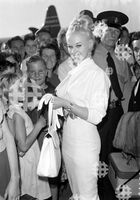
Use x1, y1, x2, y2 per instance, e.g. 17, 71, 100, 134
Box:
52, 17, 110, 200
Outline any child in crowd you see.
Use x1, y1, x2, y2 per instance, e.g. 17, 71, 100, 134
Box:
0, 73, 51, 200
24, 34, 37, 59
26, 55, 55, 125
7, 36, 25, 63
0, 52, 18, 75
26, 55, 59, 200
21, 34, 38, 75
39, 39, 60, 88
0, 99, 20, 200
35, 26, 52, 48
0, 56, 16, 76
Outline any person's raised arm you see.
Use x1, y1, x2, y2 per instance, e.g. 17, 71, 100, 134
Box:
2, 116, 20, 200
53, 96, 88, 120
13, 113, 46, 154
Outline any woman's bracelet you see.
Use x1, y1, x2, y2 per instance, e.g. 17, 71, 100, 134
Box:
65, 102, 74, 112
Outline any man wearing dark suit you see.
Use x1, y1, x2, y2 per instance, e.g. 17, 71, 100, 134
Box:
128, 31, 140, 112
128, 77, 140, 111
93, 11, 130, 164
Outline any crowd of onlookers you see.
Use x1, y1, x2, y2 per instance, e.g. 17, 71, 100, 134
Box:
0, 8, 140, 200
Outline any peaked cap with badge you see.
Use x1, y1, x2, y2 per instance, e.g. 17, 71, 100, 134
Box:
97, 10, 129, 29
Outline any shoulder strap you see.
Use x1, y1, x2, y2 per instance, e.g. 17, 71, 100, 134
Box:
119, 169, 140, 190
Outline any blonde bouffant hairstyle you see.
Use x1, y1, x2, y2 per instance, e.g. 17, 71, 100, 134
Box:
66, 16, 96, 56
66, 16, 95, 40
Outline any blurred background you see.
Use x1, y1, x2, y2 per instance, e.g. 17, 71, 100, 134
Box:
0, 0, 139, 38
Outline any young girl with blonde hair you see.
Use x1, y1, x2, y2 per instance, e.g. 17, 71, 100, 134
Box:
0, 73, 51, 200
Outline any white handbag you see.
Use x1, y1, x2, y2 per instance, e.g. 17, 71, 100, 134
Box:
37, 95, 62, 177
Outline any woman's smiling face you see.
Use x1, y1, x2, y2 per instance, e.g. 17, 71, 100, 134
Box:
28, 60, 47, 86
67, 30, 93, 65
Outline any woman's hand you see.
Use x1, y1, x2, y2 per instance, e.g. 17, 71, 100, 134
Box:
4, 177, 20, 200
52, 96, 68, 110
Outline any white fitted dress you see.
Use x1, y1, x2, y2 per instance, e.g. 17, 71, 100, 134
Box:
56, 58, 110, 200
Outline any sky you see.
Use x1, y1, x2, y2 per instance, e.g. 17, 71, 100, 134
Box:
0, 0, 140, 38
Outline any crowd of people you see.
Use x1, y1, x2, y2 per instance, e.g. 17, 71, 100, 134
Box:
0, 7, 140, 200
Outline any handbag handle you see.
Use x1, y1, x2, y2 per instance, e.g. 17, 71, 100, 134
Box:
48, 98, 53, 128
48, 98, 62, 131
38, 94, 63, 131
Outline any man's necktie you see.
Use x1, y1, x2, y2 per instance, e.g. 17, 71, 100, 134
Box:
134, 78, 140, 96
106, 52, 123, 100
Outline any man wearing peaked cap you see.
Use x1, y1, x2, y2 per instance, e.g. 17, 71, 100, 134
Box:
93, 10, 131, 165
97, 10, 129, 29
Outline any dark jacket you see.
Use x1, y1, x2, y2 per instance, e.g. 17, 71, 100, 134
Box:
128, 78, 140, 112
